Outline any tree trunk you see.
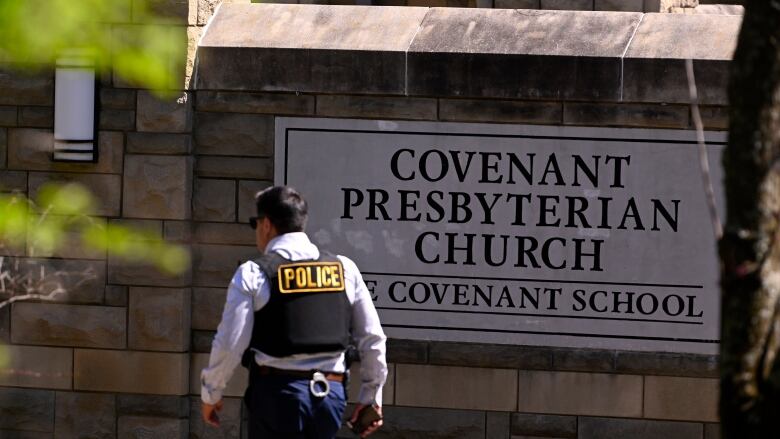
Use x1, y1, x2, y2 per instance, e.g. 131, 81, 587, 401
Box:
720, 1, 780, 437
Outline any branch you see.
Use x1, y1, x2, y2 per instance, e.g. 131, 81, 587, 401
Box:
686, 58, 724, 240
0, 288, 67, 310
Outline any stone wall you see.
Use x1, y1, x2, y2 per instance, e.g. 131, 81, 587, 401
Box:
256, 0, 743, 13
0, 2, 738, 438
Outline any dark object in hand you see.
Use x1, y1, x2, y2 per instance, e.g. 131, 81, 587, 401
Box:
347, 405, 382, 435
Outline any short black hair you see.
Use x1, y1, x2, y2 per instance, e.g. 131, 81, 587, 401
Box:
255, 186, 308, 234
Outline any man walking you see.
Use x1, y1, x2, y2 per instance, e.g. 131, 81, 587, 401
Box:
201, 186, 388, 438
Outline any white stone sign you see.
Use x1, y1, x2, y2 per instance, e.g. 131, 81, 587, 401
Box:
275, 117, 726, 354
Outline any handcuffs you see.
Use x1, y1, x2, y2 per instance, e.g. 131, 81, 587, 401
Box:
309, 371, 331, 398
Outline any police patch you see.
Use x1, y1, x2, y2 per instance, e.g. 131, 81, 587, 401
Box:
277, 261, 345, 294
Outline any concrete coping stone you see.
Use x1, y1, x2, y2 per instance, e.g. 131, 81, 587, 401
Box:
196, 4, 740, 102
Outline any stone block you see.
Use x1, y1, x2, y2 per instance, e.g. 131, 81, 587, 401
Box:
386, 338, 428, 364
563, 102, 690, 128
54, 392, 116, 439
165, 221, 193, 243
237, 180, 271, 223
105, 284, 129, 306
644, 0, 660, 11
551, 348, 615, 372
126, 132, 191, 155
133, 0, 192, 23
129, 287, 191, 352
0, 68, 54, 106
408, 9, 640, 100
111, 24, 187, 90
74, 349, 189, 395
123, 154, 193, 220
193, 244, 258, 287
18, 107, 52, 128
511, 413, 576, 437
100, 88, 136, 110
190, 353, 248, 397
0, 106, 18, 126
197, 4, 428, 94
0, 430, 51, 438
347, 363, 394, 405
578, 417, 703, 439
8, 129, 124, 174
197, 0, 221, 25
0, 257, 106, 304
194, 112, 273, 157
186, 25, 203, 89
11, 303, 126, 349
117, 394, 190, 418
692, 5, 743, 15
541, 0, 594, 9
189, 396, 242, 439
486, 412, 510, 439
0, 388, 54, 432
196, 157, 272, 180
193, 179, 236, 222
28, 171, 122, 216
516, 370, 643, 417
0, 306, 9, 342
195, 223, 255, 246
700, 106, 728, 130
317, 95, 437, 120
428, 341, 552, 369
27, 216, 107, 260
118, 416, 188, 439
196, 91, 314, 115
396, 364, 517, 411
622, 14, 739, 105
0, 345, 73, 389
137, 91, 193, 133
705, 423, 720, 439
644, 376, 718, 422
109, 218, 164, 238
614, 351, 718, 378
99, 109, 136, 131
0, 128, 6, 168
191, 287, 226, 331
370, 406, 485, 439
439, 99, 562, 124
0, 170, 26, 192
107, 253, 192, 287
595, 0, 643, 10
192, 330, 215, 352
494, 0, 540, 8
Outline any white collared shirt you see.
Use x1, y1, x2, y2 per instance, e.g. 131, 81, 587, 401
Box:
201, 232, 388, 406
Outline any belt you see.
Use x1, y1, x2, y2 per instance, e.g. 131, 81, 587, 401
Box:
256, 366, 345, 383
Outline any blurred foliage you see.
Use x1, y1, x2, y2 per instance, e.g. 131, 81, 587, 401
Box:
0, 183, 189, 277
0, 0, 184, 92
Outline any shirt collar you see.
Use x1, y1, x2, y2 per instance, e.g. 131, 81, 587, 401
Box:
265, 232, 320, 261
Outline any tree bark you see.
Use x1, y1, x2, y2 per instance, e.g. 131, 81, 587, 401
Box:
720, 1, 780, 437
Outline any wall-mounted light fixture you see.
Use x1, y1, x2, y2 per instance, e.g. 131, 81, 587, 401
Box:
53, 49, 98, 162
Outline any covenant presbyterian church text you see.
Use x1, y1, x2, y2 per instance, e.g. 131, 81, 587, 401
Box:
341, 149, 680, 272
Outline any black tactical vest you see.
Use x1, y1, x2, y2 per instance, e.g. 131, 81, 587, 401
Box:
248, 252, 352, 358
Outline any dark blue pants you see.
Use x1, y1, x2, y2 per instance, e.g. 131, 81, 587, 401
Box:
245, 374, 346, 439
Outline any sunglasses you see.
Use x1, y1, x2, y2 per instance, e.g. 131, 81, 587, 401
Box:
249, 216, 263, 229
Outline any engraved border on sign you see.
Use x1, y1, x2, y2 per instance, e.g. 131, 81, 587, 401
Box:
277, 261, 345, 294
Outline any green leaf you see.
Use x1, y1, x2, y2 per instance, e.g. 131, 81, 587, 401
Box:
36, 183, 94, 216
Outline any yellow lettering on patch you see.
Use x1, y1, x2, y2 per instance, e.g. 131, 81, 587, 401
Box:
278, 261, 345, 294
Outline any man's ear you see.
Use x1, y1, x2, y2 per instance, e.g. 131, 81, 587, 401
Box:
262, 217, 278, 236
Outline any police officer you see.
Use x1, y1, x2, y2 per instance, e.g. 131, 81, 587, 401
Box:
201, 186, 388, 438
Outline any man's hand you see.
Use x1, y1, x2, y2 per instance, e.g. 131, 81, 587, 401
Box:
349, 404, 383, 438
201, 399, 224, 427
